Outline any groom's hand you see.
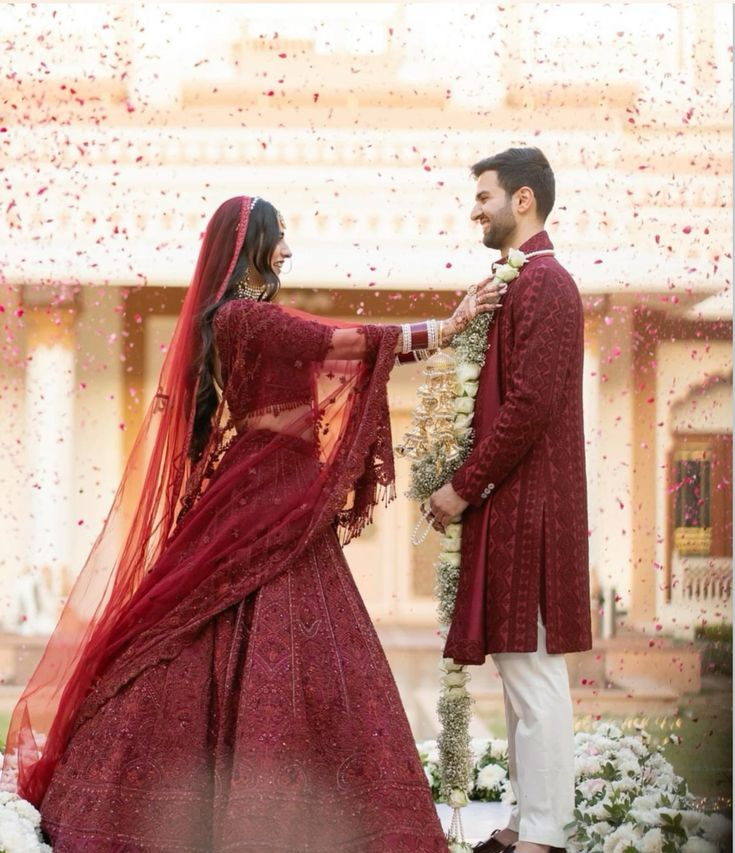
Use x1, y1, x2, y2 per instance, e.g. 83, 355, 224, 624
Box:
429, 483, 469, 532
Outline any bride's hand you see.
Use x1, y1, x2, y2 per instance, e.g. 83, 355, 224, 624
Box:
444, 277, 506, 340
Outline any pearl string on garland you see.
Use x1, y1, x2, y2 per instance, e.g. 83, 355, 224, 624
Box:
397, 247, 553, 850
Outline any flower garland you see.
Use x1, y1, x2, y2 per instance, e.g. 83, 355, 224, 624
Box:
400, 248, 531, 850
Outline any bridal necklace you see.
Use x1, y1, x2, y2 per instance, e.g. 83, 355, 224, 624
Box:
235, 268, 267, 301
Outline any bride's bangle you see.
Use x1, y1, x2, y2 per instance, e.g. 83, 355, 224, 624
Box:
400, 317, 457, 353
400, 320, 435, 353
400, 322, 426, 353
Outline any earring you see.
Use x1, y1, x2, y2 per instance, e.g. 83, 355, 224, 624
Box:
235, 268, 265, 300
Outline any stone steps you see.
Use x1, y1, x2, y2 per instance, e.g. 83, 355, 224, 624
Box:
437, 801, 511, 844
376, 624, 699, 735
0, 627, 700, 737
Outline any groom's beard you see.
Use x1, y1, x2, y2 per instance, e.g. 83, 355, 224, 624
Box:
482, 203, 516, 250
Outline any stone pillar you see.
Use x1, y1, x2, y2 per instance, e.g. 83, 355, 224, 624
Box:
630, 309, 658, 625
0, 285, 27, 633
17, 292, 76, 635
583, 314, 603, 635
596, 298, 634, 622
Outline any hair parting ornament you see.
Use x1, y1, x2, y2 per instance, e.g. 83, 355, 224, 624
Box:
233, 196, 270, 301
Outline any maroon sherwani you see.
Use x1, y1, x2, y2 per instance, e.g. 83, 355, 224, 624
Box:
447, 230, 592, 660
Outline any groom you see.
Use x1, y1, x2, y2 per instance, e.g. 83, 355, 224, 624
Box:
429, 147, 591, 853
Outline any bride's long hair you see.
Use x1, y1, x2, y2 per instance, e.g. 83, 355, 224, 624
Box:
189, 199, 282, 462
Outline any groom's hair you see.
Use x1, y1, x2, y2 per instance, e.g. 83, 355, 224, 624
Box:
471, 147, 555, 221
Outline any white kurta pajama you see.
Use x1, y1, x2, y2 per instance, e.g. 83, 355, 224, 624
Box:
492, 613, 575, 847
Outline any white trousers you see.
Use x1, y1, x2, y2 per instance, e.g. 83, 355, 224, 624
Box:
491, 614, 575, 848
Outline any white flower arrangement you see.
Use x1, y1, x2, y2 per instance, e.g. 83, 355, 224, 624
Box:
569, 723, 731, 853
471, 738, 513, 804
0, 749, 53, 853
0, 793, 52, 853
418, 724, 732, 853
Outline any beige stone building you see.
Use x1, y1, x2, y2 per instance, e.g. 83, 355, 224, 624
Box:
0, 2, 731, 731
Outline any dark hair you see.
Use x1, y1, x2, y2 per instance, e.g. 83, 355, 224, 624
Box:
471, 147, 555, 221
188, 199, 282, 461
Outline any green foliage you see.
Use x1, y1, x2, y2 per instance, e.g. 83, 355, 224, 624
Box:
0, 710, 8, 752
661, 811, 689, 842
694, 624, 732, 643
695, 624, 732, 676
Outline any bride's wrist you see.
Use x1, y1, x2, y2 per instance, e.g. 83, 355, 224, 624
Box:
440, 317, 457, 346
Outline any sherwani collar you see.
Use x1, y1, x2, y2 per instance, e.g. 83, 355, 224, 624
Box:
518, 229, 553, 254
494, 230, 554, 268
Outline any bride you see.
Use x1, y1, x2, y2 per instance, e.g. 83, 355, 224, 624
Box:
2, 195, 501, 852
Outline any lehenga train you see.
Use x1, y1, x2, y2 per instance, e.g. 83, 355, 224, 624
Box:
42, 436, 444, 852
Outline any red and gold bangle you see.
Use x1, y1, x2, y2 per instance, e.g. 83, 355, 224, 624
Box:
395, 350, 431, 365
400, 321, 434, 353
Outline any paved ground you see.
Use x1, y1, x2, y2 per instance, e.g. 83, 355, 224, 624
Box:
436, 801, 512, 845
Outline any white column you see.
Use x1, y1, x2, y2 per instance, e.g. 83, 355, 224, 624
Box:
17, 309, 75, 635
596, 302, 634, 618
582, 321, 603, 633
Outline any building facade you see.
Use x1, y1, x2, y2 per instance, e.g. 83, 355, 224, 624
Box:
0, 3, 731, 669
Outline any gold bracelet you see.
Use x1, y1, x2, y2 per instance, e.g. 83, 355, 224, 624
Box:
439, 319, 454, 347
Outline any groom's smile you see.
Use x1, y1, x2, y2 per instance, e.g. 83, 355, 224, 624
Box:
471, 169, 519, 252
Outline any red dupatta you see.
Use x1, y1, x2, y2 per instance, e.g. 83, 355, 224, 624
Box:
2, 196, 399, 806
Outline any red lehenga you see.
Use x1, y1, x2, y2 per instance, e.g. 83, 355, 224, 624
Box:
2, 197, 448, 853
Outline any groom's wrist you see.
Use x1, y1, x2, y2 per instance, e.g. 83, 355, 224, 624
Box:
450, 470, 484, 508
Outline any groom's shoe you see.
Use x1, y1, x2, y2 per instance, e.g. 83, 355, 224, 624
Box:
472, 830, 506, 852
497, 848, 565, 853
492, 846, 566, 853
473, 834, 565, 853
497, 848, 564, 853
